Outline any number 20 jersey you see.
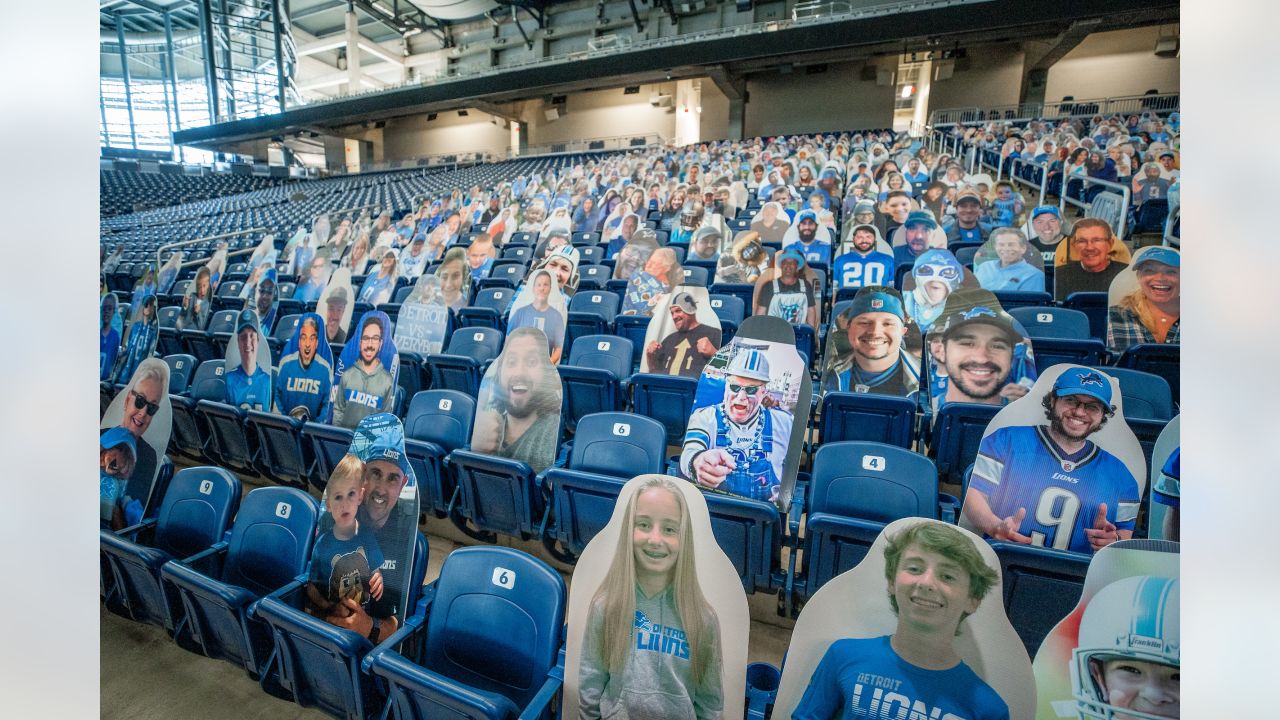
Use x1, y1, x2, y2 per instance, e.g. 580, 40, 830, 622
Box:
970, 425, 1139, 554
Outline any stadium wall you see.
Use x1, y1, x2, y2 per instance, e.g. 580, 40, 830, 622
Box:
927, 43, 1026, 112
1044, 25, 1180, 101
742, 57, 898, 137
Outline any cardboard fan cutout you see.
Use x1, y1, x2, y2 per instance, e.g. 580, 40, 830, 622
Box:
680, 315, 811, 509
889, 216, 949, 253
309, 412, 420, 634
435, 247, 472, 313
100, 358, 173, 528
620, 247, 683, 318
293, 246, 334, 304
562, 474, 749, 720
1105, 246, 1180, 354
1031, 540, 1180, 720
508, 267, 569, 364
244, 267, 280, 332
114, 294, 159, 384
1052, 221, 1133, 301
901, 248, 981, 335
752, 247, 822, 329
331, 310, 400, 430
177, 267, 215, 332
469, 326, 562, 474
973, 228, 1048, 293
316, 267, 356, 348
640, 287, 723, 379
612, 229, 660, 283
958, 365, 1147, 555
819, 286, 922, 400
924, 287, 1039, 412
715, 230, 770, 285
100, 293, 123, 382
393, 275, 449, 356
1145, 416, 1180, 542
275, 312, 334, 422
357, 249, 400, 307
750, 201, 790, 243
774, 518, 1035, 720
687, 225, 728, 263
223, 308, 275, 412
833, 223, 896, 290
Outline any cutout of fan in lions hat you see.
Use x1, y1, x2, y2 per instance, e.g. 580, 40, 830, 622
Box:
1106, 246, 1180, 354
959, 366, 1145, 555
926, 288, 1037, 410
224, 307, 274, 412
819, 286, 921, 400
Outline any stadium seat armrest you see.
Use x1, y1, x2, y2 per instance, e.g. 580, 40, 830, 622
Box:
115, 518, 159, 540
938, 493, 961, 524
516, 660, 565, 720
787, 482, 808, 540
360, 612, 427, 674
250, 575, 307, 617
177, 540, 230, 575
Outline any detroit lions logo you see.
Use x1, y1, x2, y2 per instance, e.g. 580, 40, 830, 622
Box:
633, 610, 652, 633
1078, 372, 1106, 388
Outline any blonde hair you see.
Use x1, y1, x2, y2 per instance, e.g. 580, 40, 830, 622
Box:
326, 454, 365, 503
591, 476, 718, 686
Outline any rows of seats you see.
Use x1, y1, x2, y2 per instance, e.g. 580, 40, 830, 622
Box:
100, 168, 288, 217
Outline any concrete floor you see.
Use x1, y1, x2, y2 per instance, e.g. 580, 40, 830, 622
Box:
102, 474, 798, 718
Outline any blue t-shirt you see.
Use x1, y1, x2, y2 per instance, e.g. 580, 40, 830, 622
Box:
971, 425, 1140, 554
833, 251, 895, 289
225, 365, 272, 411
100, 328, 120, 381
275, 354, 333, 421
309, 523, 386, 608
793, 635, 1009, 720
1153, 447, 1180, 509
786, 240, 833, 267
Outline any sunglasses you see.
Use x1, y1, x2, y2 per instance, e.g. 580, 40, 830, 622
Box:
727, 382, 763, 396
915, 264, 960, 281
131, 390, 160, 417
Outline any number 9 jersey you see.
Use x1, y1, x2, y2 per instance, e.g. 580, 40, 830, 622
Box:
970, 425, 1140, 554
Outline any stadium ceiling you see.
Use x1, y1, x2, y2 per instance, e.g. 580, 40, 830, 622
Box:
170, 0, 1177, 149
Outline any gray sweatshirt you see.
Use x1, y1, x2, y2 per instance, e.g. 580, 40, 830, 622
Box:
578, 585, 723, 720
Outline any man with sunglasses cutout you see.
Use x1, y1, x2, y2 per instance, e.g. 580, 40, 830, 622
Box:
681, 347, 793, 503
102, 359, 166, 525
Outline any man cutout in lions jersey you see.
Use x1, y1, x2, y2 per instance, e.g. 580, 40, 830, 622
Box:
274, 313, 334, 421
962, 368, 1140, 554
833, 223, 895, 291
225, 308, 272, 411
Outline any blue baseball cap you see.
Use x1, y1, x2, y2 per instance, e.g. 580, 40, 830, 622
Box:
795, 209, 819, 225
904, 210, 938, 229
101, 426, 138, 457
1031, 206, 1061, 221
236, 308, 260, 334
1132, 246, 1180, 270
941, 304, 1020, 345
847, 289, 905, 321
354, 413, 412, 477
1052, 367, 1113, 407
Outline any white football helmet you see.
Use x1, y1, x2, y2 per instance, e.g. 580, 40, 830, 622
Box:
1071, 575, 1180, 720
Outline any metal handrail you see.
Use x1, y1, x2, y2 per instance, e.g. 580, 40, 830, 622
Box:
928, 93, 1180, 126
1059, 175, 1131, 239
157, 227, 267, 271
1007, 157, 1050, 206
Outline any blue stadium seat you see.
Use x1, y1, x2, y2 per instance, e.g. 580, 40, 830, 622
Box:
1115, 344, 1180, 405
1028, 338, 1107, 374
1097, 366, 1174, 421
542, 412, 667, 559
629, 373, 699, 446
426, 327, 504, 398
404, 390, 476, 516
183, 309, 238, 363
1008, 306, 1091, 339
708, 293, 745, 326
268, 313, 302, 357
794, 323, 816, 367
250, 533, 429, 720
572, 231, 600, 245
1061, 292, 1110, 340
558, 335, 633, 434
816, 392, 917, 449
480, 262, 526, 291
246, 411, 311, 489
101, 467, 242, 632
195, 398, 260, 477
928, 402, 1001, 484
681, 266, 710, 287
801, 442, 940, 599
992, 290, 1054, 311
577, 245, 604, 266
1129, 199, 1169, 237
705, 492, 784, 595
458, 287, 514, 331
213, 281, 245, 311
157, 306, 184, 356
363, 546, 566, 720
708, 283, 755, 317
446, 446, 550, 541
612, 314, 652, 373
500, 245, 533, 264
565, 290, 621, 358
301, 422, 355, 491
168, 360, 226, 462
161, 487, 319, 679
163, 353, 198, 395
992, 542, 1090, 658
578, 264, 610, 290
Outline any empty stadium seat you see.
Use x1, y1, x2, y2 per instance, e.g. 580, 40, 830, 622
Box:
161, 487, 319, 679
1115, 344, 1180, 405
1009, 306, 1091, 339
183, 309, 238, 362
101, 467, 242, 632
1061, 292, 1110, 340
992, 290, 1054, 311
268, 313, 302, 357
928, 402, 1001, 485
565, 290, 621, 357
612, 314, 652, 372
458, 287, 514, 331
1028, 337, 1107, 374
363, 546, 566, 720
425, 327, 504, 398
801, 442, 940, 599
404, 390, 476, 516
557, 334, 633, 434
301, 422, 355, 491
195, 398, 261, 477
245, 411, 311, 489
168, 360, 226, 462
815, 392, 917, 449
992, 542, 1090, 658
1100, 366, 1174, 421
157, 306, 184, 356
628, 373, 699, 446
163, 353, 198, 395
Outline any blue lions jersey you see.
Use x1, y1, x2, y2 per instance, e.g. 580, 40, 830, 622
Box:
971, 425, 1140, 554
225, 366, 272, 411
793, 636, 1009, 720
833, 251, 895, 289
275, 353, 333, 421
